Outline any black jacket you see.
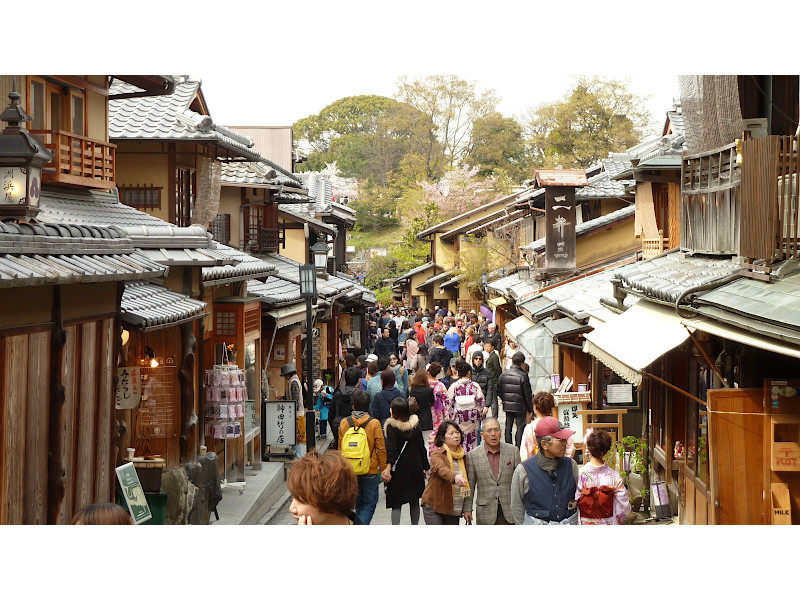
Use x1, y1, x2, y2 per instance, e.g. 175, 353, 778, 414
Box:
374, 336, 397, 358
428, 346, 452, 370
409, 384, 434, 431
330, 385, 358, 436
472, 365, 496, 407
384, 415, 430, 508
372, 387, 406, 426
497, 365, 532, 414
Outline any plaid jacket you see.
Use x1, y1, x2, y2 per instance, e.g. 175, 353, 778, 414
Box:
465, 441, 521, 524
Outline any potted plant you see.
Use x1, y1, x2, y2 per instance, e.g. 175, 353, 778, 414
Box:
605, 435, 649, 512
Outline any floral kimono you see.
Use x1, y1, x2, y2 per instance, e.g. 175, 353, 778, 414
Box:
574, 462, 631, 525
445, 378, 485, 453
427, 378, 449, 458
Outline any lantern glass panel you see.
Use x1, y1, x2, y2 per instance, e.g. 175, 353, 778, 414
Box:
1, 167, 26, 205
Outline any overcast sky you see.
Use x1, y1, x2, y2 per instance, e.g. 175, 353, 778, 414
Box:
24, 1, 793, 140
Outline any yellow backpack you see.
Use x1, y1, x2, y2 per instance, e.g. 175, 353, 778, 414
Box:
340, 416, 374, 476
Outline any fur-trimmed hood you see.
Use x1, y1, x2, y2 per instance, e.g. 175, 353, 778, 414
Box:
384, 414, 419, 438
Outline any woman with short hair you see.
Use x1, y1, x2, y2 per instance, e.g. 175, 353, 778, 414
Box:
520, 391, 575, 461
288, 451, 359, 525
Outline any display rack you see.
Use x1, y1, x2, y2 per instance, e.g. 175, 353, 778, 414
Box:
205, 363, 247, 493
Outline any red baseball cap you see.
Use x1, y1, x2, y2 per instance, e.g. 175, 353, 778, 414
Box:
534, 417, 575, 440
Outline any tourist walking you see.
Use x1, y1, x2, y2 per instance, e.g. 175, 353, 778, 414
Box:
496, 351, 532, 447
382, 398, 429, 525
424, 362, 449, 458
520, 392, 575, 461
445, 359, 487, 453
421, 420, 472, 525
575, 428, 631, 525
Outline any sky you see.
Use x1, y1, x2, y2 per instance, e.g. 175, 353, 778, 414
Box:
23, 0, 794, 143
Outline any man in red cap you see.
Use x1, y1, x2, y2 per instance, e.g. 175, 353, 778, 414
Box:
510, 417, 579, 525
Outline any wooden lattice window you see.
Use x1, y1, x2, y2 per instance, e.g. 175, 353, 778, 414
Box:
215, 311, 237, 337
175, 166, 196, 227
244, 304, 260, 334
119, 186, 162, 209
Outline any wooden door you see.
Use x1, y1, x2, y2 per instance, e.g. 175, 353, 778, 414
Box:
707, 388, 766, 525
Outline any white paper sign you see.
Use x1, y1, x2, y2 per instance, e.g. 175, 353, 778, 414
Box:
265, 401, 296, 446
607, 384, 634, 405
115, 367, 142, 409
559, 402, 584, 441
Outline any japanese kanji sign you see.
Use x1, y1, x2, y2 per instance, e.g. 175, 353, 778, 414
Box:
115, 366, 142, 409
544, 187, 576, 271
265, 401, 296, 446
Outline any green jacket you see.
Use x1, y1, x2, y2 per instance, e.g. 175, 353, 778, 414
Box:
485, 351, 502, 382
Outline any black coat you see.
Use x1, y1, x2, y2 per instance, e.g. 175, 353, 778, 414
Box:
497, 365, 532, 414
384, 415, 430, 508
372, 387, 406, 426
409, 384, 434, 431
472, 365, 496, 406
428, 346, 452, 370
330, 385, 358, 438
374, 336, 396, 358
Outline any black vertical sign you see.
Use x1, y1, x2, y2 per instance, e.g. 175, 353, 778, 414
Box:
544, 186, 576, 271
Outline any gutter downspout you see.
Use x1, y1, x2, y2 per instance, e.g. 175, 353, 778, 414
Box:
674, 273, 743, 319
109, 77, 176, 100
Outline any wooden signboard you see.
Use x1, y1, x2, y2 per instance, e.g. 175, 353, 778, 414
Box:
264, 401, 296, 446
770, 414, 800, 471
115, 366, 141, 410
771, 483, 792, 524
554, 392, 591, 442
544, 187, 576, 272
115, 462, 152, 525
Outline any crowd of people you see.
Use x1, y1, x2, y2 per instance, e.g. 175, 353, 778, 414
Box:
289, 303, 631, 526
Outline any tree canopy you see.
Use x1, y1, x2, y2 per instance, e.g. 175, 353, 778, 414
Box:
520, 76, 654, 169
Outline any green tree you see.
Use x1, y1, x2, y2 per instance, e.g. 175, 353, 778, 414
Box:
293, 95, 441, 185
395, 75, 499, 168
465, 111, 530, 182
364, 254, 400, 289
521, 76, 655, 169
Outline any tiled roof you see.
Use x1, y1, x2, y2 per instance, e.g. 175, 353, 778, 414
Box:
486, 272, 541, 301
279, 205, 337, 236
575, 170, 633, 200
203, 242, 277, 285
121, 281, 206, 331
395, 262, 436, 282
334, 272, 377, 304
109, 78, 263, 162
39, 188, 168, 230
220, 160, 300, 187
521, 204, 636, 253
247, 277, 302, 306
294, 172, 357, 224
0, 221, 166, 288
615, 251, 741, 303
417, 269, 456, 289
257, 253, 354, 299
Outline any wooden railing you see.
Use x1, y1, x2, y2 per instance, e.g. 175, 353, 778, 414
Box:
740, 134, 800, 266
681, 142, 740, 255
642, 233, 669, 259
245, 227, 282, 254
30, 130, 116, 189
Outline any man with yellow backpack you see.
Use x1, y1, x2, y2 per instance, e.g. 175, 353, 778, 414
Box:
338, 389, 387, 524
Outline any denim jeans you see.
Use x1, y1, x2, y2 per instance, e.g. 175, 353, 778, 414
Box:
355, 474, 381, 525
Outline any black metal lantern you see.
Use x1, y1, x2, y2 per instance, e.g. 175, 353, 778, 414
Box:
480, 272, 488, 287
0, 86, 53, 220
299, 264, 317, 298
518, 266, 530, 281
311, 241, 330, 275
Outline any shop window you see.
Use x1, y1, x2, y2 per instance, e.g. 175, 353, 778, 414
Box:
27, 77, 85, 137
215, 311, 236, 337
119, 186, 162, 209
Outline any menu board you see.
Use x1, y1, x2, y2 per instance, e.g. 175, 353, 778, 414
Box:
607, 384, 634, 406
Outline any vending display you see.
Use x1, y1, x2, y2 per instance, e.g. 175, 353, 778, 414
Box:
204, 365, 248, 440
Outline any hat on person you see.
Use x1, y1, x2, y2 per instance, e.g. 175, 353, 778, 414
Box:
366, 353, 378, 362
280, 364, 297, 377
534, 416, 575, 440
456, 320, 463, 327
470, 309, 476, 314
313, 379, 324, 393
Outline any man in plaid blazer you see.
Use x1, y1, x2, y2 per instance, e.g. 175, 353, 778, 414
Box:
465, 417, 521, 525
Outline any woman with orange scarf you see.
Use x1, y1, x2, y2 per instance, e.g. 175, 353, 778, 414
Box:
420, 420, 472, 524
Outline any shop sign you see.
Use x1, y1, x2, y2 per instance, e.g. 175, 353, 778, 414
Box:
265, 401, 296, 446
115, 462, 152, 525
115, 366, 141, 409
606, 384, 634, 406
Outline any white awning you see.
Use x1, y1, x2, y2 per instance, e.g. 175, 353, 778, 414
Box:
583, 301, 693, 387
506, 315, 536, 340
681, 316, 800, 360
265, 303, 306, 328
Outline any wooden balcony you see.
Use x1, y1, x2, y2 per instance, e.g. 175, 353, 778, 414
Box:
642, 233, 669, 259
245, 227, 282, 254
681, 142, 740, 255
740, 134, 800, 266
30, 130, 116, 190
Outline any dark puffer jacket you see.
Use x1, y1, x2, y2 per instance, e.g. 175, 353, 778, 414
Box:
471, 364, 496, 408
496, 365, 532, 414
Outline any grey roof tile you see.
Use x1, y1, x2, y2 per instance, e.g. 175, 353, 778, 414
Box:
521, 204, 636, 253
121, 281, 206, 330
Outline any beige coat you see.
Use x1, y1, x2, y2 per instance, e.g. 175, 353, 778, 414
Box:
465, 441, 521, 524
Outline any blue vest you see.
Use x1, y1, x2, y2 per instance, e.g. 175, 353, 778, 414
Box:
522, 456, 577, 522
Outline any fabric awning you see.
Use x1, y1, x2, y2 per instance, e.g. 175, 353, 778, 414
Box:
681, 316, 800, 360
264, 303, 306, 328
487, 296, 507, 308
583, 301, 693, 387
505, 315, 536, 340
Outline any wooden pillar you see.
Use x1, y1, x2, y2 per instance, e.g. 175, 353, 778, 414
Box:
47, 286, 66, 524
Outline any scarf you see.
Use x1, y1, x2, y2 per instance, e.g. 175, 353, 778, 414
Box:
443, 444, 469, 494
536, 451, 560, 474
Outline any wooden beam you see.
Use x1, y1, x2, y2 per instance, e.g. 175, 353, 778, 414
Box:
686, 329, 730, 388
48, 75, 109, 97
47, 286, 67, 524
644, 371, 707, 406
